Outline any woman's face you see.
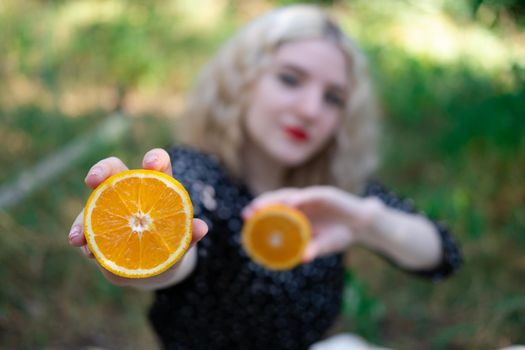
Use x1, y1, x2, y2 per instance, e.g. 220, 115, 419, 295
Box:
244, 38, 348, 167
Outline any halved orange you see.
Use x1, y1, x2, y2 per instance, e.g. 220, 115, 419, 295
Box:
241, 204, 311, 270
83, 169, 193, 278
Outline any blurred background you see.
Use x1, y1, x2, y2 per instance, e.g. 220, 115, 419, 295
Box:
0, 0, 524, 349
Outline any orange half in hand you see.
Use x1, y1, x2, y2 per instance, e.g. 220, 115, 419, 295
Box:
241, 204, 311, 270
83, 169, 193, 278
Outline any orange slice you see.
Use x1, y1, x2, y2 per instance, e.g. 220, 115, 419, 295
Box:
83, 169, 193, 278
241, 204, 311, 270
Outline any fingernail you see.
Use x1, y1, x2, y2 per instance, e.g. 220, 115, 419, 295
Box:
89, 166, 104, 179
69, 226, 81, 241
144, 154, 158, 165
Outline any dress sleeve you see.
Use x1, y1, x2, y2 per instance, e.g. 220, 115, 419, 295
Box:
363, 180, 462, 282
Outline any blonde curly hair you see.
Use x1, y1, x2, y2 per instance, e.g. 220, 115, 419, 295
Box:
178, 5, 380, 193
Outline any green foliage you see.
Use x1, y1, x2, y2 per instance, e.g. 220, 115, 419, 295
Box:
60, 5, 180, 90
0, 106, 171, 348
342, 271, 386, 341
0, 108, 91, 197
359, 19, 525, 348
276, 0, 339, 6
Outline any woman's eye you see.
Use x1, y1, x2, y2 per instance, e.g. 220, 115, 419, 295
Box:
277, 73, 300, 87
324, 91, 345, 108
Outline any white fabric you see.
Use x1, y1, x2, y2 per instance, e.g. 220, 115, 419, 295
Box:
310, 335, 524, 350
309, 334, 393, 350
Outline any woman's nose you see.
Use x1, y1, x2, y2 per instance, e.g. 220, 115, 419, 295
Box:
296, 86, 323, 121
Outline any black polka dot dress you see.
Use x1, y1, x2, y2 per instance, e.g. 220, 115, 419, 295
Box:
148, 146, 462, 350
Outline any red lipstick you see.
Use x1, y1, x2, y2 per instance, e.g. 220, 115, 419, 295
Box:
284, 127, 309, 142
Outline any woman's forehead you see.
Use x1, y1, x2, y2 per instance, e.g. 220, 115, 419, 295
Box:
272, 38, 348, 88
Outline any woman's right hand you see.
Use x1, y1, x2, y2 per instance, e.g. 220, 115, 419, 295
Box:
67, 148, 208, 288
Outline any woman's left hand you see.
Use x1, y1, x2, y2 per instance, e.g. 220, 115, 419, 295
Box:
241, 186, 380, 263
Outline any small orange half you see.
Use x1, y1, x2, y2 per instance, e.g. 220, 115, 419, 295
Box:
241, 204, 311, 270
83, 169, 193, 278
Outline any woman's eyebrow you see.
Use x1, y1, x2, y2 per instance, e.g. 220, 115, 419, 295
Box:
278, 63, 347, 94
278, 64, 307, 76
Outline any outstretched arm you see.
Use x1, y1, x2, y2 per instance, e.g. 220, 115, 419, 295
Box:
243, 186, 446, 271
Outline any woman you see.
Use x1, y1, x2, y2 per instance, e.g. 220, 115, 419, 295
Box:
68, 5, 461, 349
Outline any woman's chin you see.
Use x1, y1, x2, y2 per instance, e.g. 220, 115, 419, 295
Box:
272, 151, 313, 168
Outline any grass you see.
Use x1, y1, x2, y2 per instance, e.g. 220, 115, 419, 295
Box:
0, 109, 172, 349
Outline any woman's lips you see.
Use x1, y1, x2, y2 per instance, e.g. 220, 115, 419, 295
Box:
284, 127, 309, 142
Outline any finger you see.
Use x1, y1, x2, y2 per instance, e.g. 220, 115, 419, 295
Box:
69, 210, 86, 247
190, 218, 208, 247
302, 229, 354, 263
85, 157, 129, 189
81, 244, 95, 259
98, 266, 130, 286
241, 188, 300, 219
302, 243, 318, 264
143, 148, 172, 177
